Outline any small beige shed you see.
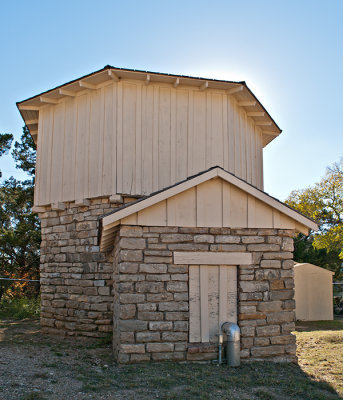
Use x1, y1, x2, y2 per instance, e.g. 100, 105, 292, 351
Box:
294, 263, 334, 321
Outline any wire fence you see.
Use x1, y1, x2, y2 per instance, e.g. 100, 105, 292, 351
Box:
0, 277, 40, 282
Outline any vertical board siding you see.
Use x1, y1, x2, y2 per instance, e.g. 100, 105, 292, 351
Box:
189, 265, 237, 343
35, 82, 265, 206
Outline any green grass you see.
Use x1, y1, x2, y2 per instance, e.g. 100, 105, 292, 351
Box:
0, 297, 40, 319
0, 319, 342, 399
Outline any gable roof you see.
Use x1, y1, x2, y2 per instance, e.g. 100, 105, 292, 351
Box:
17, 65, 281, 146
294, 263, 335, 275
99, 166, 318, 251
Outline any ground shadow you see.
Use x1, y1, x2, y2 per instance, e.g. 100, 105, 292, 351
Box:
296, 319, 343, 332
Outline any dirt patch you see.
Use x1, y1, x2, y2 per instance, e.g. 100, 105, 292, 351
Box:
0, 319, 342, 400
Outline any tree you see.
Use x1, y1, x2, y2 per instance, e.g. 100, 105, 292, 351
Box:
286, 158, 343, 279
0, 127, 40, 300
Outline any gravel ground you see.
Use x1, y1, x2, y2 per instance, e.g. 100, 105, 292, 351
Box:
0, 319, 341, 400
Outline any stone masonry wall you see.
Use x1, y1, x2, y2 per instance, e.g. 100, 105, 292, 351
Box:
114, 225, 296, 363
39, 198, 122, 337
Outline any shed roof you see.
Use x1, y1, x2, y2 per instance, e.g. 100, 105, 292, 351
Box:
17, 65, 281, 147
99, 166, 318, 251
294, 263, 335, 275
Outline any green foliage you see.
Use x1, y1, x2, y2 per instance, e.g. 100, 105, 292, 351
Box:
286, 159, 343, 279
0, 126, 40, 301
12, 126, 36, 177
0, 133, 13, 157
0, 296, 40, 319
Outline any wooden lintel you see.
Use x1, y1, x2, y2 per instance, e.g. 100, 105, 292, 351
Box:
237, 101, 256, 107
30, 129, 38, 135
26, 119, 38, 125
247, 112, 265, 117
75, 198, 91, 206
199, 81, 209, 91
59, 88, 76, 97
255, 121, 272, 126
18, 105, 40, 111
108, 70, 119, 82
145, 74, 151, 85
79, 81, 97, 90
227, 86, 243, 95
173, 78, 180, 88
51, 202, 65, 211
174, 251, 252, 265
40, 96, 58, 104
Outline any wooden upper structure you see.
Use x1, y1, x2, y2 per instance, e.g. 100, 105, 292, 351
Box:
99, 167, 318, 251
17, 66, 282, 207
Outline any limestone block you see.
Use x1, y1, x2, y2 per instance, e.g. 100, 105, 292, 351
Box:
239, 281, 269, 293
256, 325, 280, 337
170, 274, 188, 281
263, 252, 293, 260
136, 331, 160, 342
120, 294, 145, 304
120, 250, 143, 262
257, 301, 283, 312
269, 290, 294, 301
194, 235, 214, 243
173, 321, 189, 332
247, 244, 280, 252
139, 264, 167, 274
120, 304, 136, 319
120, 226, 143, 237
120, 238, 146, 250
251, 345, 285, 357
119, 263, 139, 274
158, 302, 188, 312
270, 335, 296, 345
144, 256, 173, 264
165, 312, 188, 321
162, 332, 188, 341
146, 343, 174, 352
241, 236, 265, 244
254, 337, 270, 346
160, 234, 193, 243
137, 312, 163, 321
135, 282, 164, 293
121, 344, 145, 354
137, 303, 157, 311
266, 311, 295, 324
166, 281, 188, 292
260, 260, 281, 269
149, 321, 173, 331
152, 352, 185, 361
120, 320, 148, 332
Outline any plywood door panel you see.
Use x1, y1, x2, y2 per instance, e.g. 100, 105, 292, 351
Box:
75, 93, 90, 200
141, 86, 154, 194
122, 83, 136, 194
189, 265, 237, 343
158, 87, 171, 189
193, 91, 206, 173
50, 102, 65, 202
34, 82, 268, 205
196, 179, 222, 227
211, 93, 224, 169
103, 83, 115, 195
175, 90, 188, 182
167, 187, 196, 226
62, 98, 77, 201
189, 265, 201, 342
89, 89, 103, 198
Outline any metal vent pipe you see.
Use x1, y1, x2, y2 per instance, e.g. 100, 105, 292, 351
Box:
221, 322, 240, 367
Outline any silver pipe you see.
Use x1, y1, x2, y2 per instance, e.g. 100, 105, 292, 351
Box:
221, 322, 240, 367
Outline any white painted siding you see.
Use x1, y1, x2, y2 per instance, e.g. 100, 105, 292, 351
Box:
35, 81, 264, 205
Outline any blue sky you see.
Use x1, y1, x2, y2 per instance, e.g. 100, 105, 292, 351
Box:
1, 0, 342, 200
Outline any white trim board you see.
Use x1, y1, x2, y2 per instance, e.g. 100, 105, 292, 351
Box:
174, 252, 252, 265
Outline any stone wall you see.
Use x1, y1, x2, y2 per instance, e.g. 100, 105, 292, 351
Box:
39, 198, 121, 337
114, 225, 296, 363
